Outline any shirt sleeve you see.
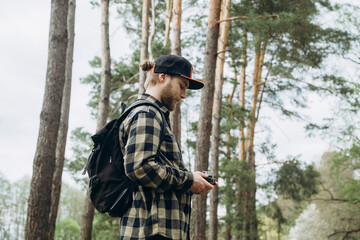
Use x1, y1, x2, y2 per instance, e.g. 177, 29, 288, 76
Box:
122, 110, 193, 193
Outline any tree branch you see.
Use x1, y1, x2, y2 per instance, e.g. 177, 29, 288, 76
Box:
342, 54, 360, 65
320, 182, 334, 199
217, 14, 279, 24
327, 228, 360, 239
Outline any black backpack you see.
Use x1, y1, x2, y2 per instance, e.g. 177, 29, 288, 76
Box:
82, 100, 166, 217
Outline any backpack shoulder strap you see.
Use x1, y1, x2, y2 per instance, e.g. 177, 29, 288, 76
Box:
116, 99, 167, 163
115, 99, 167, 142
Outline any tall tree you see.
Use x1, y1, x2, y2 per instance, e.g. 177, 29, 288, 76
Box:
243, 36, 267, 240
170, 0, 182, 144
163, 0, 173, 46
209, 1, 231, 239
148, 0, 156, 60
25, 0, 69, 239
49, 1, 76, 239
79, 0, 111, 239
191, 0, 222, 239
139, 0, 150, 94
219, 0, 356, 238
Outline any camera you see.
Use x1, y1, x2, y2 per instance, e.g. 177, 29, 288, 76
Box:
202, 171, 216, 185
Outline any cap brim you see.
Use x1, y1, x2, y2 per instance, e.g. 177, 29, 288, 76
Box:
181, 75, 204, 90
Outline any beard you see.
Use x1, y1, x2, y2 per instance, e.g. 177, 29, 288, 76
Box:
161, 84, 178, 111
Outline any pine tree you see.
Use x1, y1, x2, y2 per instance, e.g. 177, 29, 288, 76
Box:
170, 0, 182, 144
209, 0, 231, 239
49, 1, 76, 239
139, 0, 150, 94
79, 0, 111, 239
191, 1, 222, 239
25, 0, 69, 239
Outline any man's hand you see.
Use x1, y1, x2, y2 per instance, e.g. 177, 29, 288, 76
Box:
189, 171, 217, 195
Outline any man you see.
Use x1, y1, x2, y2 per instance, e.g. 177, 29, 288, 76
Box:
119, 55, 215, 240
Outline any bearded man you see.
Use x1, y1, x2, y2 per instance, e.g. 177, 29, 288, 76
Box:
119, 55, 216, 240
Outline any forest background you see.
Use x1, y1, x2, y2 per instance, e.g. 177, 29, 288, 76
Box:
0, 0, 359, 239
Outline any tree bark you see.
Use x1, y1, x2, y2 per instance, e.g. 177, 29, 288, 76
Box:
163, 0, 173, 46
79, 189, 95, 240
25, 0, 68, 239
79, 1, 111, 239
191, 0, 222, 239
238, 28, 247, 165
148, 0, 156, 60
238, 28, 248, 240
224, 58, 238, 240
243, 38, 267, 240
48, 1, 76, 239
97, 0, 112, 129
139, 0, 150, 94
209, 0, 231, 239
170, 0, 182, 145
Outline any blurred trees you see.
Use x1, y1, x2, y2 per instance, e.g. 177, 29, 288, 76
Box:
0, 175, 30, 240
0, 173, 88, 240
286, 150, 360, 239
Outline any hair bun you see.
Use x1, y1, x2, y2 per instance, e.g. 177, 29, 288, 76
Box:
140, 60, 155, 72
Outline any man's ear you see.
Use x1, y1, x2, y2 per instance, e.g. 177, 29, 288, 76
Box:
158, 73, 167, 83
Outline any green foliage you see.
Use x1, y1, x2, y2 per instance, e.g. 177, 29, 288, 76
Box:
221, 101, 248, 132
274, 158, 320, 201
116, 0, 167, 49
80, 54, 140, 120
258, 201, 287, 239
92, 212, 121, 240
0, 172, 11, 239
330, 125, 360, 205
55, 219, 80, 240
0, 174, 30, 240
336, 4, 360, 65
57, 183, 85, 224
286, 150, 360, 239
226, 0, 357, 133
65, 127, 92, 187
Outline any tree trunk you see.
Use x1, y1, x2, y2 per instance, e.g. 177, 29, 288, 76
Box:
163, 0, 173, 46
48, 1, 76, 239
209, 0, 231, 239
139, 0, 150, 94
224, 58, 238, 240
79, 190, 95, 240
170, 0, 182, 144
98, 0, 112, 133
238, 28, 247, 166
25, 0, 68, 239
243, 38, 267, 240
238, 28, 248, 240
171, 0, 181, 56
191, 1, 222, 239
148, 0, 156, 60
79, 1, 111, 239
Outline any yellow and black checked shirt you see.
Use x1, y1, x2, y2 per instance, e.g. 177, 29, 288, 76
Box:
119, 93, 194, 240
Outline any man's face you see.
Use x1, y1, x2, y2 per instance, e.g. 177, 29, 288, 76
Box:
160, 75, 189, 111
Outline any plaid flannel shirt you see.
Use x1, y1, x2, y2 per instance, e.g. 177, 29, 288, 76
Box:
119, 93, 194, 240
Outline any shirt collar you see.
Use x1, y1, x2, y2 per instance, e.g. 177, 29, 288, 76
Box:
138, 93, 170, 116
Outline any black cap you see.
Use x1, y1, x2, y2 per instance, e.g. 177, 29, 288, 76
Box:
152, 55, 204, 90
